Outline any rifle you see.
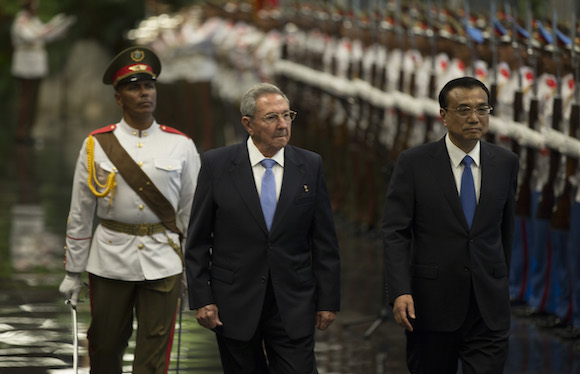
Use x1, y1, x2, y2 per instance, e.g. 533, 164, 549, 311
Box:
389, 0, 410, 161
343, 0, 367, 225
291, 2, 318, 149
462, 0, 474, 76
399, 0, 422, 151
552, 6, 579, 229
423, 0, 439, 144
371, 0, 393, 155
489, 0, 499, 110
324, 3, 350, 212
462, 0, 493, 143
508, 0, 525, 155
515, 3, 539, 217
359, 0, 385, 229
536, 6, 563, 220
307, 3, 333, 153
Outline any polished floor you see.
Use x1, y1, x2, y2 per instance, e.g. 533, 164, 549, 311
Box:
2, 210, 580, 373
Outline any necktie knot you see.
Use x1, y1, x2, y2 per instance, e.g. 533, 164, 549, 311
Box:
462, 155, 473, 167
261, 158, 276, 170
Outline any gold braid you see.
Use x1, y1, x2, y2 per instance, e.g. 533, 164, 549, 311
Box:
86, 135, 116, 205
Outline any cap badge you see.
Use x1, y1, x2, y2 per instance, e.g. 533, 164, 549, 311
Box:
131, 49, 145, 62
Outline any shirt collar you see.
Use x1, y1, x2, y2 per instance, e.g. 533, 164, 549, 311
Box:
117, 118, 158, 136
247, 137, 285, 167
445, 134, 480, 168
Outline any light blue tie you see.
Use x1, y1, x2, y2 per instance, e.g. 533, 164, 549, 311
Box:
460, 155, 476, 229
260, 159, 277, 231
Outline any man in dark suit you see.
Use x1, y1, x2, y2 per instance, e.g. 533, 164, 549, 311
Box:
184, 82, 340, 373
382, 77, 519, 374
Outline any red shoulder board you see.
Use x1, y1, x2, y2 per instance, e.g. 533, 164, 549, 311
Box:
90, 124, 117, 136
160, 125, 190, 138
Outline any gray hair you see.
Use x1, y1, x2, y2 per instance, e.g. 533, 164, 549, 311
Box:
240, 83, 290, 117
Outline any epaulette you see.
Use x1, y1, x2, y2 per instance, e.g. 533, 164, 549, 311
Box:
492, 18, 508, 39
90, 124, 117, 136
536, 21, 553, 45
555, 27, 571, 48
160, 125, 190, 138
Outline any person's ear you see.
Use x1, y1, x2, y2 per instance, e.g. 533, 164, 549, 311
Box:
440, 108, 447, 125
114, 91, 122, 107
241, 116, 253, 136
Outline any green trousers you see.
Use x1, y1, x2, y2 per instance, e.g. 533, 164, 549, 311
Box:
87, 273, 181, 374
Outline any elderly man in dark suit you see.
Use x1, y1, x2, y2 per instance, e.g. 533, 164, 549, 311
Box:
382, 77, 519, 374
184, 82, 340, 373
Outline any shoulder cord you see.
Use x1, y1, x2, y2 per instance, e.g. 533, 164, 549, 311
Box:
86, 135, 116, 206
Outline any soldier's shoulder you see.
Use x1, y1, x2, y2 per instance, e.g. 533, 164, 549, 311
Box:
159, 125, 190, 138
89, 124, 117, 136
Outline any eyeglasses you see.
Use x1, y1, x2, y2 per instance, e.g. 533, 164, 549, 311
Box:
443, 105, 493, 117
246, 111, 297, 125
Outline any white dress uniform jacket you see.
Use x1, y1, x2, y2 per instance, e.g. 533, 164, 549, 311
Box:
11, 10, 73, 79
64, 119, 200, 281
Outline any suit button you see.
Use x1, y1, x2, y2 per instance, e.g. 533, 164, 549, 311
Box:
464, 266, 470, 272
261, 276, 266, 283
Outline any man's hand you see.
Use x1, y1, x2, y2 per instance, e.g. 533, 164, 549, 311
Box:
315, 311, 336, 330
58, 272, 82, 308
393, 294, 416, 332
194, 304, 223, 330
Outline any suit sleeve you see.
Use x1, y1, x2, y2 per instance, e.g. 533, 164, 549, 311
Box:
501, 154, 519, 270
310, 155, 341, 312
382, 151, 414, 305
184, 152, 215, 309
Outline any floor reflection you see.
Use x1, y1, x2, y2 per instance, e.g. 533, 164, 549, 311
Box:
3, 239, 580, 373
0, 258, 397, 374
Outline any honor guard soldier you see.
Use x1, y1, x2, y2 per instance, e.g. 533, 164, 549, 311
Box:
58, 46, 201, 374
11, 0, 75, 143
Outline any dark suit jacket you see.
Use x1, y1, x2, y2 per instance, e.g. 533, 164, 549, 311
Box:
382, 137, 519, 332
185, 141, 340, 341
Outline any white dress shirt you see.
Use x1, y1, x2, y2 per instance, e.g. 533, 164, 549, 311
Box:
445, 134, 482, 203
247, 137, 284, 201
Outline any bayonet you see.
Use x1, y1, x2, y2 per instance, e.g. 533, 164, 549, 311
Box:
515, 2, 539, 217
537, 0, 563, 220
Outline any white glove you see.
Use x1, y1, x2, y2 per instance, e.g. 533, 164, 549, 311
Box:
59, 272, 82, 308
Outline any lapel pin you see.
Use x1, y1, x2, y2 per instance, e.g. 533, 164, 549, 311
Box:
304, 185, 309, 192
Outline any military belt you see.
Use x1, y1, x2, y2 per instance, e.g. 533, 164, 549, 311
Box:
100, 219, 166, 236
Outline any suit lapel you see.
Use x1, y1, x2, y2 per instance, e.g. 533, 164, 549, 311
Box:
270, 146, 304, 234
429, 140, 498, 231
230, 142, 269, 234
428, 138, 469, 229
474, 142, 497, 229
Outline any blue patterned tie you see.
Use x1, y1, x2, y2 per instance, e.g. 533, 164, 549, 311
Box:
461, 155, 476, 229
260, 159, 277, 231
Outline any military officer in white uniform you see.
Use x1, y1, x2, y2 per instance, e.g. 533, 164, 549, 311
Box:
58, 46, 201, 374
11, 0, 74, 143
